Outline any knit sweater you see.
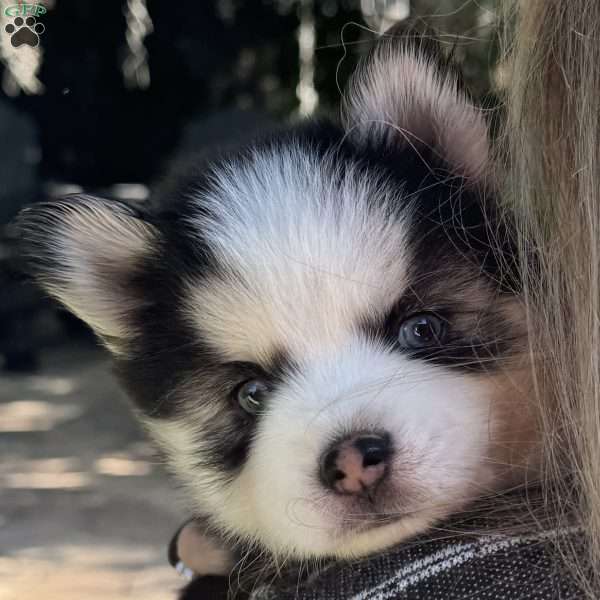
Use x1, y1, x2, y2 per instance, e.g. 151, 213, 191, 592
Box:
177, 526, 584, 599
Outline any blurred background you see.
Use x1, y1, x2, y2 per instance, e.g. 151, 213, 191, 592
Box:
0, 1, 499, 598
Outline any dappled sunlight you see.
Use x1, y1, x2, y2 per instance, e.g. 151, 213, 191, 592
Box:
0, 452, 156, 490
0, 400, 82, 432
2, 457, 81, 472
1, 458, 93, 489
28, 375, 77, 396
3, 471, 93, 489
94, 454, 152, 477
1, 544, 180, 600
16, 543, 163, 567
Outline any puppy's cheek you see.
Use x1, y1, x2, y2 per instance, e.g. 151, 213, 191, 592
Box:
488, 369, 541, 485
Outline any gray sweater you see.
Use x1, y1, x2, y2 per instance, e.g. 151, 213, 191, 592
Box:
177, 525, 584, 599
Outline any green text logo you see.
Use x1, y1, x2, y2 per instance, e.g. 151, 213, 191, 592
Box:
4, 3, 46, 17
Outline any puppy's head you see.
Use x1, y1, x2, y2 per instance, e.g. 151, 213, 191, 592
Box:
18, 31, 538, 559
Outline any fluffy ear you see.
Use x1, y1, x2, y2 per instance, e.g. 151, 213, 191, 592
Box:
342, 26, 489, 183
16, 195, 159, 352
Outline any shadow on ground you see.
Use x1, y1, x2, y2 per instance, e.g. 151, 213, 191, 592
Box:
0, 343, 184, 600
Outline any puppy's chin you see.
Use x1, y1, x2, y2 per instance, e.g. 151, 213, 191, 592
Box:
280, 505, 439, 559
332, 514, 437, 558
270, 474, 473, 559
237, 498, 456, 560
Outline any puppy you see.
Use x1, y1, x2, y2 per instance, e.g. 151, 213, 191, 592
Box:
17, 27, 539, 582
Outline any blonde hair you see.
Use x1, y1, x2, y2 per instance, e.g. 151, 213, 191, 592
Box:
503, 0, 600, 595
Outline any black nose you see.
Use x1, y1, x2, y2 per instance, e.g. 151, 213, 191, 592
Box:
320, 433, 392, 495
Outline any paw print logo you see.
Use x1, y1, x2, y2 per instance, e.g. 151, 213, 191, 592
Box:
5, 16, 45, 48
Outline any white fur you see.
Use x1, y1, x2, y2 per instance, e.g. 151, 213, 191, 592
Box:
222, 340, 499, 557
185, 144, 409, 362
148, 336, 508, 559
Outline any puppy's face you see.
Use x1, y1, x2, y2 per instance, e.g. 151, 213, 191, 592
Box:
18, 33, 538, 559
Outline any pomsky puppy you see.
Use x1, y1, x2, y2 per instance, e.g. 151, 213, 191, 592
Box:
17, 26, 539, 582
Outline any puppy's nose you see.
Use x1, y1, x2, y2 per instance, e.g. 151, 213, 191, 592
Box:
320, 433, 392, 495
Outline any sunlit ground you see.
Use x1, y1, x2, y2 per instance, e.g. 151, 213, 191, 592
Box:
0, 345, 183, 600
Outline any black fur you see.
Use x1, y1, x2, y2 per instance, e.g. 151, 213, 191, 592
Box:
178, 575, 239, 600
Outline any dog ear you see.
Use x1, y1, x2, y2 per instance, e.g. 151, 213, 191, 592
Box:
16, 195, 159, 353
342, 25, 490, 183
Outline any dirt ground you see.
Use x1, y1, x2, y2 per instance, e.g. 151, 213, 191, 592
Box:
0, 343, 186, 600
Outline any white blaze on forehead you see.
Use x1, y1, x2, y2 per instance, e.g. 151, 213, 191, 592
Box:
184, 144, 410, 360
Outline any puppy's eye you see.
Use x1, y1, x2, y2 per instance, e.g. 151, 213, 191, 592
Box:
236, 379, 268, 415
398, 314, 446, 349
